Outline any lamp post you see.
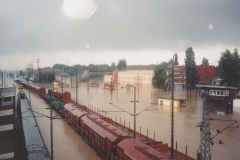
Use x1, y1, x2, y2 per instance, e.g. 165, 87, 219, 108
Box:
171, 53, 178, 159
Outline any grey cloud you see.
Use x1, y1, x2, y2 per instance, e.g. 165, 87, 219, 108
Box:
0, 0, 240, 55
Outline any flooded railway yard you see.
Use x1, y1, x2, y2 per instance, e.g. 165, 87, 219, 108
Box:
15, 79, 240, 160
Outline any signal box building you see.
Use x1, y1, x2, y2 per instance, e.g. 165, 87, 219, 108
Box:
197, 85, 237, 114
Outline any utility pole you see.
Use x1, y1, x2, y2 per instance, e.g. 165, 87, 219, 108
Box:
28, 78, 31, 104
1, 71, 3, 89
199, 95, 211, 160
50, 89, 53, 160
37, 55, 40, 69
4, 71, 5, 85
130, 86, 139, 138
195, 86, 212, 160
61, 75, 63, 99
109, 94, 155, 139
171, 53, 178, 159
134, 87, 136, 138
76, 67, 78, 105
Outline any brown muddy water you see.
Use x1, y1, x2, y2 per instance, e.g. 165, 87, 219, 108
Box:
9, 77, 240, 160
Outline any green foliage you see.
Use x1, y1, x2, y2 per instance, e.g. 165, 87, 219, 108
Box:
184, 47, 198, 87
156, 62, 168, 69
218, 49, 240, 87
111, 62, 116, 67
19, 70, 24, 77
52, 63, 115, 76
152, 68, 171, 91
202, 57, 209, 65
117, 59, 127, 70
88, 64, 110, 70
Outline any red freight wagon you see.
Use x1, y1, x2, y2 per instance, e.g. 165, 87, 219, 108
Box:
21, 81, 28, 88
32, 85, 37, 93
29, 84, 36, 91
34, 86, 46, 96
116, 138, 165, 160
81, 115, 130, 160
65, 103, 89, 132
63, 103, 76, 124
52, 89, 71, 102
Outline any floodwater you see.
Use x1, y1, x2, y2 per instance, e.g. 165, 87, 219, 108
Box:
27, 92, 102, 160
6, 78, 101, 160
63, 81, 240, 160
5, 77, 240, 160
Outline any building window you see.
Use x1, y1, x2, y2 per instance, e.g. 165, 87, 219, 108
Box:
209, 90, 229, 96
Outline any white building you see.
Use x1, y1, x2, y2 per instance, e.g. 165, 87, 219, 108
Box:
118, 65, 157, 87
103, 75, 113, 83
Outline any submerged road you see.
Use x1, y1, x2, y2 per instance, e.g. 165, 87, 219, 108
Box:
14, 77, 240, 160
60, 81, 240, 160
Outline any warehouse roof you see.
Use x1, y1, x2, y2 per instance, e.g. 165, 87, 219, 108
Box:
119, 65, 158, 71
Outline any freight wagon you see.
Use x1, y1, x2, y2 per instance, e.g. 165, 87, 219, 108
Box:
64, 103, 166, 160
20, 80, 193, 160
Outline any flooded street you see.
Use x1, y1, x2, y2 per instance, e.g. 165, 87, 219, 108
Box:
63, 81, 240, 160
7, 77, 240, 160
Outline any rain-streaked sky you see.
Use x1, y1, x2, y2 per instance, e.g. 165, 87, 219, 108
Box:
1, 0, 240, 70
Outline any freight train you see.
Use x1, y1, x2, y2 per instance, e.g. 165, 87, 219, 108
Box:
20, 80, 191, 160
64, 103, 165, 160
15, 91, 50, 160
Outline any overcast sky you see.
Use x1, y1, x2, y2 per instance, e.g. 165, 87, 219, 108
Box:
1, 0, 240, 70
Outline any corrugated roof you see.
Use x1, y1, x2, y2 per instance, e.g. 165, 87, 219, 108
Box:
196, 85, 237, 90
117, 138, 164, 160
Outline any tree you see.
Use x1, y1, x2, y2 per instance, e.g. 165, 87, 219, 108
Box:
152, 68, 171, 91
202, 57, 209, 65
156, 62, 168, 69
111, 62, 116, 67
19, 70, 24, 77
117, 59, 127, 70
185, 47, 198, 88
218, 48, 240, 87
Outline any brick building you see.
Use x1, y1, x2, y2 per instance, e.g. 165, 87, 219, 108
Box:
173, 65, 215, 85
173, 65, 186, 85
196, 65, 215, 85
